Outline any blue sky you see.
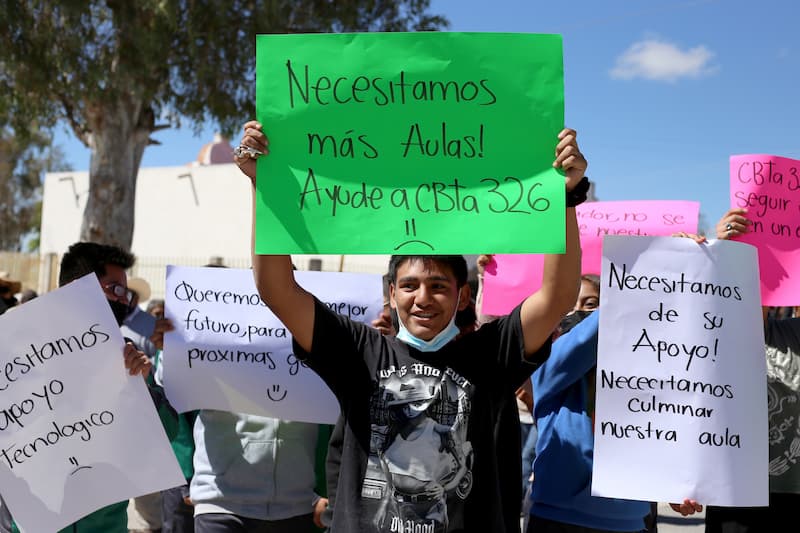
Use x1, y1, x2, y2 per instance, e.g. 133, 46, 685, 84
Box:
55, 0, 799, 233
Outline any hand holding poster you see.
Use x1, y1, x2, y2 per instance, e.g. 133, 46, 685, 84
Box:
163, 266, 383, 424
592, 236, 768, 506
730, 154, 800, 305
255, 32, 565, 254
481, 201, 699, 315
0, 274, 184, 533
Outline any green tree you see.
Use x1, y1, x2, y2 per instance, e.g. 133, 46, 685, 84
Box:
0, 0, 447, 249
0, 125, 70, 251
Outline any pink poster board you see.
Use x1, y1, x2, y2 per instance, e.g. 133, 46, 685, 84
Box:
730, 154, 800, 306
482, 200, 700, 315
480, 254, 543, 316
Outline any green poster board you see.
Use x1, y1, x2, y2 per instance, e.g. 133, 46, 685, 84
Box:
255, 32, 564, 254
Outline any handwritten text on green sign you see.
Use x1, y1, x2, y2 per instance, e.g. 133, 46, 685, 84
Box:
255, 32, 565, 254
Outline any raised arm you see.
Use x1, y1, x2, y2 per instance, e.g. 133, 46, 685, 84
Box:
475, 254, 500, 326
714, 208, 769, 326
519, 128, 585, 357
235, 121, 316, 352
715, 207, 751, 240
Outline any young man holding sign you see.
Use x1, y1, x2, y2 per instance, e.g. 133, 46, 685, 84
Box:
236, 120, 586, 533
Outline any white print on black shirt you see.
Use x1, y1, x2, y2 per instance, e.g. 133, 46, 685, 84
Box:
363, 364, 474, 533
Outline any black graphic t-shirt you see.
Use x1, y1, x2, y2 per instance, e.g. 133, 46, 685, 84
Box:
294, 297, 549, 533
764, 316, 800, 494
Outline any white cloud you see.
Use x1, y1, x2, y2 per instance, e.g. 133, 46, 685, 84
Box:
610, 39, 717, 82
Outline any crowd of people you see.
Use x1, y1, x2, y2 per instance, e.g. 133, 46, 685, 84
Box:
0, 118, 796, 533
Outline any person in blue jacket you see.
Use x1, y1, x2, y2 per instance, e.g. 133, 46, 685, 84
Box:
526, 275, 702, 533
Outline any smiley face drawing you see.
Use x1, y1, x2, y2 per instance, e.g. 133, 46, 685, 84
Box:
266, 384, 288, 402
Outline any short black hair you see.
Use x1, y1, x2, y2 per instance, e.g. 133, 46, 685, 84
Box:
456, 298, 477, 332
388, 255, 468, 288
58, 242, 135, 287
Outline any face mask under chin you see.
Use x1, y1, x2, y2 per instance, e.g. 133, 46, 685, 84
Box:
394, 302, 461, 352
108, 300, 130, 326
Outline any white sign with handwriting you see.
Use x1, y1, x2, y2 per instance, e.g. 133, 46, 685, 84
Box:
163, 266, 383, 423
0, 274, 184, 533
592, 236, 768, 506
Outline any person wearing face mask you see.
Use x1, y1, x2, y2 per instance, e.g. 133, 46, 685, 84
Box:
48, 241, 177, 533
526, 274, 702, 533
236, 121, 587, 533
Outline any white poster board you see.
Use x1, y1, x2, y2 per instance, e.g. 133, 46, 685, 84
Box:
162, 266, 383, 423
0, 274, 184, 533
592, 236, 768, 506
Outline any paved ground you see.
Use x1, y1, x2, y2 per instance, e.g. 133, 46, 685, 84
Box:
655, 501, 705, 532
520, 502, 706, 532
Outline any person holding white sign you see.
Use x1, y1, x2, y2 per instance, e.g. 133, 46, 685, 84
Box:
527, 273, 702, 533
44, 242, 174, 533
236, 121, 587, 533
702, 208, 800, 533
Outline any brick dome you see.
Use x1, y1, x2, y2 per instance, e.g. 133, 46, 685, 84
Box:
196, 133, 234, 165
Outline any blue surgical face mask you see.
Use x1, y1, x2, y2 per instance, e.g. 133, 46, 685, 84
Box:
394, 300, 460, 352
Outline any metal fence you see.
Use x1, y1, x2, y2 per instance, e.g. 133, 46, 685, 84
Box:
0, 252, 53, 297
